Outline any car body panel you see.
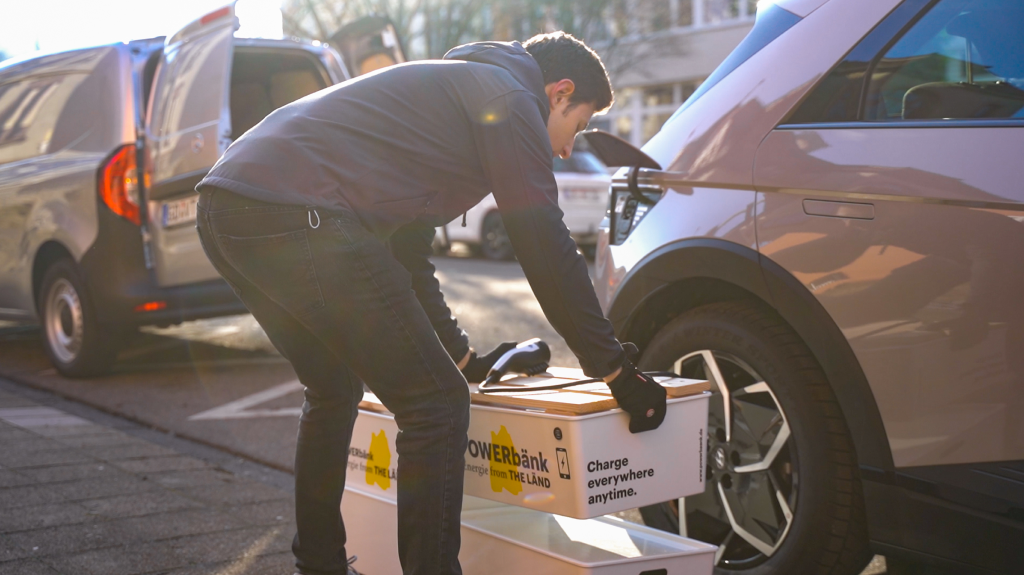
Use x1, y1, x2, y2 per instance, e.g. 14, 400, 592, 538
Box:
597, 185, 759, 313
601, 0, 902, 313
638, 0, 901, 190
595, 0, 1024, 567
144, 9, 347, 290
144, 5, 236, 288
755, 126, 1024, 468
441, 168, 611, 248
0, 46, 136, 319
775, 0, 833, 18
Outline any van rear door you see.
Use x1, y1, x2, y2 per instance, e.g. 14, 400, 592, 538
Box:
144, 5, 235, 287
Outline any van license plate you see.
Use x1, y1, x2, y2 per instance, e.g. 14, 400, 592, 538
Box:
162, 196, 199, 228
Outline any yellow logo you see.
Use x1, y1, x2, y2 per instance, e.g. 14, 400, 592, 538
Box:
366, 429, 392, 491
490, 426, 522, 495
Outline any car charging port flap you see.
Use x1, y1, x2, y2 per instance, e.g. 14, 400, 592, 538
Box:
99, 144, 141, 225
579, 130, 664, 245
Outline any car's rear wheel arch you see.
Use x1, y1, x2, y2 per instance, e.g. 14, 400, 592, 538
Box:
33, 241, 76, 312
608, 238, 893, 474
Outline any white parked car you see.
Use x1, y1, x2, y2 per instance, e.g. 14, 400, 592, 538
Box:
437, 151, 610, 260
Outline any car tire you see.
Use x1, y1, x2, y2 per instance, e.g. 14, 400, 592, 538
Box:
637, 300, 871, 575
38, 259, 123, 377
480, 212, 514, 261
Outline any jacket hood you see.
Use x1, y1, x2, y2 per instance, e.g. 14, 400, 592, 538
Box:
443, 41, 549, 123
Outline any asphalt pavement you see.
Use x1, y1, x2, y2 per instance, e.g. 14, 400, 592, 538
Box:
0, 254, 887, 575
0, 256, 576, 472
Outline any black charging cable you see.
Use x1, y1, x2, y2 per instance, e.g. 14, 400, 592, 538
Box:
477, 371, 680, 394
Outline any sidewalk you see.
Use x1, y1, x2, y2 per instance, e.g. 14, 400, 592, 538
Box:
0, 377, 297, 575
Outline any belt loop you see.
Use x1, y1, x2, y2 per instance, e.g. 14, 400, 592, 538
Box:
308, 208, 320, 229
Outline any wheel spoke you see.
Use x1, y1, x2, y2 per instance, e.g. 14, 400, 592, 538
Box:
674, 351, 797, 567
698, 350, 732, 442
713, 531, 733, 565
677, 497, 686, 537
734, 422, 790, 473
717, 482, 777, 557
733, 381, 791, 474
712, 476, 790, 556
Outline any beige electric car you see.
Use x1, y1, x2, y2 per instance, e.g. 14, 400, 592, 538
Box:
0, 5, 348, 376
595, 0, 1024, 573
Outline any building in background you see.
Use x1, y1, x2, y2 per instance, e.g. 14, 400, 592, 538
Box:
283, 0, 757, 147
585, 0, 756, 147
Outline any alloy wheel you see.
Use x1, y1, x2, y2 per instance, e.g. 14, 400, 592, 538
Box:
675, 350, 797, 569
45, 277, 84, 364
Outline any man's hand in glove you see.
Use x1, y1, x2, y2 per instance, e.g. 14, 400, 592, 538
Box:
460, 342, 518, 383
605, 360, 667, 433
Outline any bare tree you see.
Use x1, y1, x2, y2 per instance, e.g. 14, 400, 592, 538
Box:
282, 0, 687, 72
282, 0, 423, 55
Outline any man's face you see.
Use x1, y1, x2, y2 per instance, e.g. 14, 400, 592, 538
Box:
545, 80, 597, 159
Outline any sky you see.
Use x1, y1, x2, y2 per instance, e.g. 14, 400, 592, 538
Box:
0, 0, 285, 62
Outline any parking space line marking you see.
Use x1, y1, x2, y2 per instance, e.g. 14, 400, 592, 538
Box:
0, 406, 92, 428
188, 380, 304, 421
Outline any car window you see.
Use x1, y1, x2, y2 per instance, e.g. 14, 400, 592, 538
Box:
569, 151, 607, 174
864, 0, 1024, 121
0, 74, 92, 165
0, 76, 63, 163
552, 156, 572, 173
667, 3, 802, 122
783, 0, 932, 124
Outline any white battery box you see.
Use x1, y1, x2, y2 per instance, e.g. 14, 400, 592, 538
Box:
343, 485, 717, 575
348, 368, 710, 519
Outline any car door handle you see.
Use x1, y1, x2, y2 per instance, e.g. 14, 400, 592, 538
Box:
803, 199, 874, 220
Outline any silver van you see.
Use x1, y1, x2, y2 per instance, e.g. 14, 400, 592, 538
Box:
0, 5, 348, 376
594, 0, 1024, 573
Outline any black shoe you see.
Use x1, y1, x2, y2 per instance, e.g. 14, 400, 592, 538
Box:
293, 557, 360, 575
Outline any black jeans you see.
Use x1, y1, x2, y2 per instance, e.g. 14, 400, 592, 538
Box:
196, 188, 469, 575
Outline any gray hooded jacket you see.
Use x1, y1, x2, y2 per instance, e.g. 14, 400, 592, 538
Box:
198, 41, 624, 377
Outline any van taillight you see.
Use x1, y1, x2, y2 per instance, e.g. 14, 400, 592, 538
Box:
99, 145, 141, 225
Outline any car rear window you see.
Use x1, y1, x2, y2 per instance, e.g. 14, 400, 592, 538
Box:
666, 3, 803, 123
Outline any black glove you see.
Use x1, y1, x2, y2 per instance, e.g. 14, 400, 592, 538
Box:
461, 342, 518, 383
606, 360, 667, 433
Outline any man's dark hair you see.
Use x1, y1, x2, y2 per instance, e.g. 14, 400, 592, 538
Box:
524, 32, 613, 113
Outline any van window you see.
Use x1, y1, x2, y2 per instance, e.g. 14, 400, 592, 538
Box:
863, 0, 1024, 121
230, 50, 328, 139
0, 73, 98, 165
0, 77, 63, 164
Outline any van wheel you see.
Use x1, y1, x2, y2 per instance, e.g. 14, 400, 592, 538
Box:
480, 212, 514, 261
39, 259, 122, 377
637, 301, 870, 575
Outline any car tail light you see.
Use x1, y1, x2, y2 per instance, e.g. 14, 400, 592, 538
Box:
134, 301, 167, 313
200, 6, 231, 25
99, 144, 141, 225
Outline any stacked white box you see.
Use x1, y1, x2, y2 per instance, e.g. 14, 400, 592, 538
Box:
462, 392, 709, 519
348, 379, 709, 519
343, 372, 715, 574
342, 485, 717, 575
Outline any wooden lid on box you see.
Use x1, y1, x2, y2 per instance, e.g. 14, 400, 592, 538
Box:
358, 368, 710, 416
468, 367, 710, 416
